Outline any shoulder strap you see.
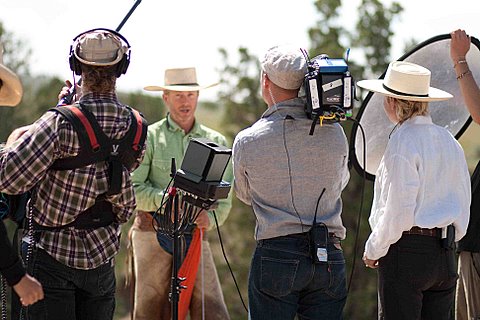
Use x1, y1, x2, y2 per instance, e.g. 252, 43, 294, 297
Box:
52, 105, 100, 151
49, 105, 110, 170
130, 108, 147, 151
49, 105, 147, 194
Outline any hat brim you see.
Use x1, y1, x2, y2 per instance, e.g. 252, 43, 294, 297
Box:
0, 65, 23, 107
74, 52, 125, 67
357, 79, 453, 102
144, 82, 218, 92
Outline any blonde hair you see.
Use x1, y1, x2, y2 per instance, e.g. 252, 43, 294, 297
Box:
392, 97, 429, 123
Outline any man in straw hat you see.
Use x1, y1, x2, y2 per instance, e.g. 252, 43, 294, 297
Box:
450, 28, 480, 320
232, 45, 350, 319
128, 67, 232, 319
2, 29, 146, 320
0, 42, 44, 308
360, 61, 471, 319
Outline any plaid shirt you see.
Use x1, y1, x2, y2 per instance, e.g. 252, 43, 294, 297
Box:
0, 92, 144, 269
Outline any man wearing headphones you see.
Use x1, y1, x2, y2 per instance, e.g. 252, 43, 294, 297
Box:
232, 45, 350, 319
1, 29, 146, 320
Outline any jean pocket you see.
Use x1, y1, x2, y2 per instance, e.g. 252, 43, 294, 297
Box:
260, 257, 299, 297
325, 249, 347, 299
97, 265, 116, 296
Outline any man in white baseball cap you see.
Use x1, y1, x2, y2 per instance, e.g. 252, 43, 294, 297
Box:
232, 44, 350, 319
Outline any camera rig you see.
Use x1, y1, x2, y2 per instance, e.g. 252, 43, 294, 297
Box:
173, 137, 231, 208
301, 48, 356, 135
155, 137, 231, 320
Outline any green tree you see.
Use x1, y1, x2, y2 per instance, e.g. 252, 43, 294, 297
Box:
353, 0, 403, 76
118, 91, 165, 124
209, 46, 263, 319
309, 1, 403, 318
216, 47, 265, 140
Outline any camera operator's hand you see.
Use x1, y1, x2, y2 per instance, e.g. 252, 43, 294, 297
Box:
194, 211, 210, 229
6, 125, 33, 147
13, 274, 44, 306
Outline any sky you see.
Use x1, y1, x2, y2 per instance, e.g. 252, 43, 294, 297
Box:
1, 0, 480, 100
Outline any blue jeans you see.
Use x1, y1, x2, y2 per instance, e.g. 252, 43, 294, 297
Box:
248, 233, 347, 320
16, 245, 116, 320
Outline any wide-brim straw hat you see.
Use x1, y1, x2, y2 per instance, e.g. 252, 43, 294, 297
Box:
144, 67, 218, 92
357, 61, 452, 102
0, 43, 23, 107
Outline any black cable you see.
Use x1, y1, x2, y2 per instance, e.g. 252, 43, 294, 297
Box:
346, 118, 367, 294
313, 188, 326, 224
212, 210, 248, 313
1, 275, 6, 320
282, 117, 305, 232
152, 176, 174, 234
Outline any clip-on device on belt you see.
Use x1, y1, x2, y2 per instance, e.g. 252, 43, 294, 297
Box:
309, 188, 329, 264
442, 224, 455, 250
310, 222, 329, 263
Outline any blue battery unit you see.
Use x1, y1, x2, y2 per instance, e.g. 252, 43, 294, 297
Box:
317, 58, 348, 73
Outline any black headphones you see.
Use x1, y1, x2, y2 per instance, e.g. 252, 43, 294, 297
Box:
68, 28, 131, 78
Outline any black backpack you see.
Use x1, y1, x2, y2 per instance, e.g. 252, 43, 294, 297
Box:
457, 159, 480, 252
0, 104, 148, 229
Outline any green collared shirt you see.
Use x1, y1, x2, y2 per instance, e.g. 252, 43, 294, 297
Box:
131, 114, 233, 229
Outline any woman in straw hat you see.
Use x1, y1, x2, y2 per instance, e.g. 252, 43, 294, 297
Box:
359, 61, 471, 319
0, 42, 44, 307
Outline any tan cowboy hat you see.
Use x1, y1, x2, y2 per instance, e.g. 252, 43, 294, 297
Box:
0, 43, 23, 107
357, 61, 452, 102
144, 67, 218, 92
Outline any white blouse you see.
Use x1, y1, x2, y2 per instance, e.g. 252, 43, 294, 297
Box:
364, 115, 471, 260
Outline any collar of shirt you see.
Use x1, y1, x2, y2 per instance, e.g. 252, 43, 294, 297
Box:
78, 92, 119, 104
390, 115, 433, 138
399, 114, 433, 129
261, 97, 306, 119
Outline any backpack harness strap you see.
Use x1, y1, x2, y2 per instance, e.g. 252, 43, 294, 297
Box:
30, 104, 148, 231
49, 104, 147, 194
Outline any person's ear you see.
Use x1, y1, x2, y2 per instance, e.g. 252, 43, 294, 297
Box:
263, 72, 271, 89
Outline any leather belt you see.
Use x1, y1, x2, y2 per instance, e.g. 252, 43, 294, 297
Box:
281, 231, 341, 243
134, 211, 196, 234
403, 226, 442, 238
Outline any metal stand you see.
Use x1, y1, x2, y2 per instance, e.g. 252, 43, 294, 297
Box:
155, 186, 217, 320
168, 187, 185, 320
155, 157, 223, 320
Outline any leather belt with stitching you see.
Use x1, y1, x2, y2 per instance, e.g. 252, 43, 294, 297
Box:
403, 226, 442, 238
